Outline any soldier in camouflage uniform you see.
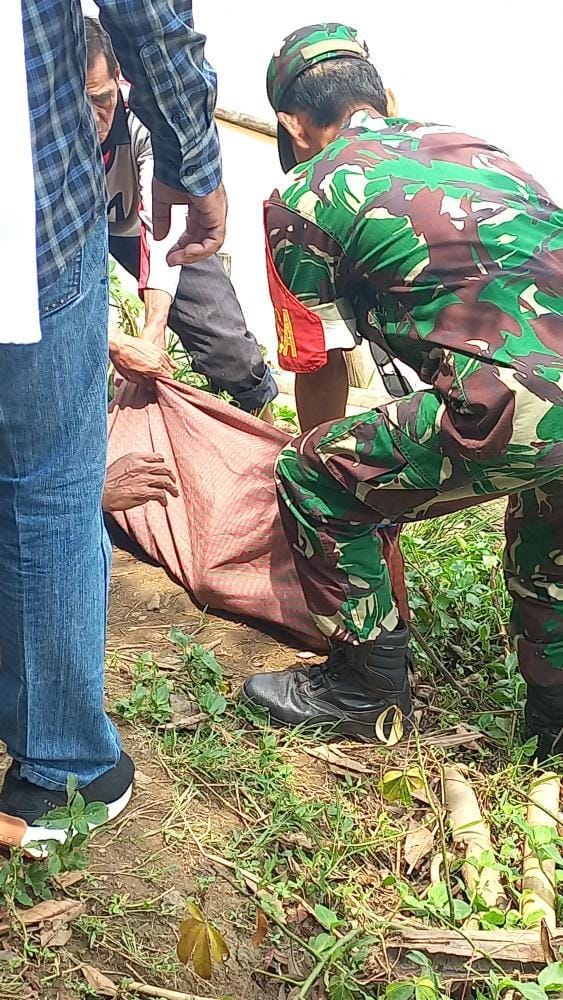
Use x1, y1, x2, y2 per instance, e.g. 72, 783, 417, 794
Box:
241, 24, 563, 760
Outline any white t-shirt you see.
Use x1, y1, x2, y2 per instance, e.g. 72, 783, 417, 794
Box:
1, 5, 41, 344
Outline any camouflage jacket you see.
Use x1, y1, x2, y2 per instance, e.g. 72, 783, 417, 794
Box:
265, 111, 563, 451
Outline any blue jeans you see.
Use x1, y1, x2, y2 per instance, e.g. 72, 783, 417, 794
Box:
0, 215, 121, 790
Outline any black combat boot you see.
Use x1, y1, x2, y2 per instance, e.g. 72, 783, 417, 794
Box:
525, 685, 563, 763
241, 622, 413, 743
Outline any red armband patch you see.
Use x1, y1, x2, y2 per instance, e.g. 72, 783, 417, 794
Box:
264, 204, 327, 373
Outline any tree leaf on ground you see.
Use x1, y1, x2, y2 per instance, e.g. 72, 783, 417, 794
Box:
380, 767, 424, 806
177, 903, 229, 979
81, 964, 118, 996
251, 908, 268, 948
0, 898, 84, 932
39, 923, 73, 948
303, 744, 370, 775
52, 870, 86, 890
404, 824, 434, 873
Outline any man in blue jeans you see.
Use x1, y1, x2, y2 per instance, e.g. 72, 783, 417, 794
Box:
0, 1, 226, 852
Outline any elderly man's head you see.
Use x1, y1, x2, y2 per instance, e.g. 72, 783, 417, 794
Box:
85, 17, 120, 143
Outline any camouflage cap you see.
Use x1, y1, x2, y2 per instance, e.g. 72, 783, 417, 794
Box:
267, 23, 370, 172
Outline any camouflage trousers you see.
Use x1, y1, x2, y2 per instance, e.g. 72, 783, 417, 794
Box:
276, 385, 563, 687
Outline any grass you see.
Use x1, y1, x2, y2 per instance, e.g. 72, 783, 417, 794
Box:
0, 453, 559, 996
99, 529, 562, 999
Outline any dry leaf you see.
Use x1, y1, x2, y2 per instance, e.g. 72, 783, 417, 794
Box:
81, 964, 118, 996
304, 744, 370, 776
177, 902, 229, 979
0, 898, 84, 933
39, 923, 73, 948
279, 831, 315, 851
540, 917, 557, 965
404, 824, 434, 873
53, 870, 85, 890
375, 705, 404, 746
251, 908, 268, 948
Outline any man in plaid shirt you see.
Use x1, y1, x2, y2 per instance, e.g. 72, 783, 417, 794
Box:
0, 0, 225, 852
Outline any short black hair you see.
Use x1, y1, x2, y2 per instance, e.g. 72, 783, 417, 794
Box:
280, 57, 387, 127
84, 16, 118, 76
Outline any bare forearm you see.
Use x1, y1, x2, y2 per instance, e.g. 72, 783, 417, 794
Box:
295, 350, 349, 432
141, 288, 173, 344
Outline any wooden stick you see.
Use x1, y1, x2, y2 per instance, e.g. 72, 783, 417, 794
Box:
443, 765, 508, 910
215, 107, 276, 138
521, 770, 560, 930
127, 983, 219, 1000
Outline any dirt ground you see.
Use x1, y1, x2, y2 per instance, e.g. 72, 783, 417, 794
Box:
40, 548, 304, 1000
1, 507, 529, 1000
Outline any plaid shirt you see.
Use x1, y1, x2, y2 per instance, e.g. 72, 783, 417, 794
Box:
23, 0, 221, 293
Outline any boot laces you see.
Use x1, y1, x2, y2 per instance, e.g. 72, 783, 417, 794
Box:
308, 647, 352, 690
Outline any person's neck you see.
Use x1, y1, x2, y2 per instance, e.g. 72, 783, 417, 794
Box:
342, 104, 385, 126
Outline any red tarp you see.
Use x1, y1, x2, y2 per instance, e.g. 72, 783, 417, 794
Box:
108, 379, 408, 650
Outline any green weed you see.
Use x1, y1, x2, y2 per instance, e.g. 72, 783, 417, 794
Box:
113, 652, 172, 725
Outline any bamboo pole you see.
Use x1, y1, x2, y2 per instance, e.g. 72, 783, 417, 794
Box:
443, 765, 508, 911
215, 107, 276, 139
521, 770, 560, 930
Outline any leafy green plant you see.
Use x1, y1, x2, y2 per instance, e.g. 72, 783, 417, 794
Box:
272, 402, 299, 429
169, 628, 227, 717
108, 260, 143, 339
113, 652, 172, 725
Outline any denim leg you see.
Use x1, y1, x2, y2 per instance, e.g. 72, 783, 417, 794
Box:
0, 215, 121, 790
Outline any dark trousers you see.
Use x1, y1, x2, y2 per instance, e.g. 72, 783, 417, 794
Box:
109, 235, 277, 412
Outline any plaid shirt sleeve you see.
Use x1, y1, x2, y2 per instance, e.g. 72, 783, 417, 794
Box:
96, 0, 221, 197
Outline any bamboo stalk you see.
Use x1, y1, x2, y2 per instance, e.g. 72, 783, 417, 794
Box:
443, 765, 508, 911
215, 107, 276, 138
521, 770, 560, 931
127, 983, 218, 1000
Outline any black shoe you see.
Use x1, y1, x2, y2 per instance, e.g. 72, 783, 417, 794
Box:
241, 623, 413, 743
0, 751, 135, 855
525, 685, 563, 763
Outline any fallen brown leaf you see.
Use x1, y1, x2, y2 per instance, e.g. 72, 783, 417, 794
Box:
0, 898, 84, 933
251, 908, 268, 949
163, 712, 209, 732
53, 870, 86, 890
279, 831, 315, 851
303, 744, 370, 776
82, 963, 118, 996
540, 917, 556, 965
39, 922, 73, 948
404, 823, 435, 874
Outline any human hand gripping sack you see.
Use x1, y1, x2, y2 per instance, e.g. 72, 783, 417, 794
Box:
109, 330, 178, 384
